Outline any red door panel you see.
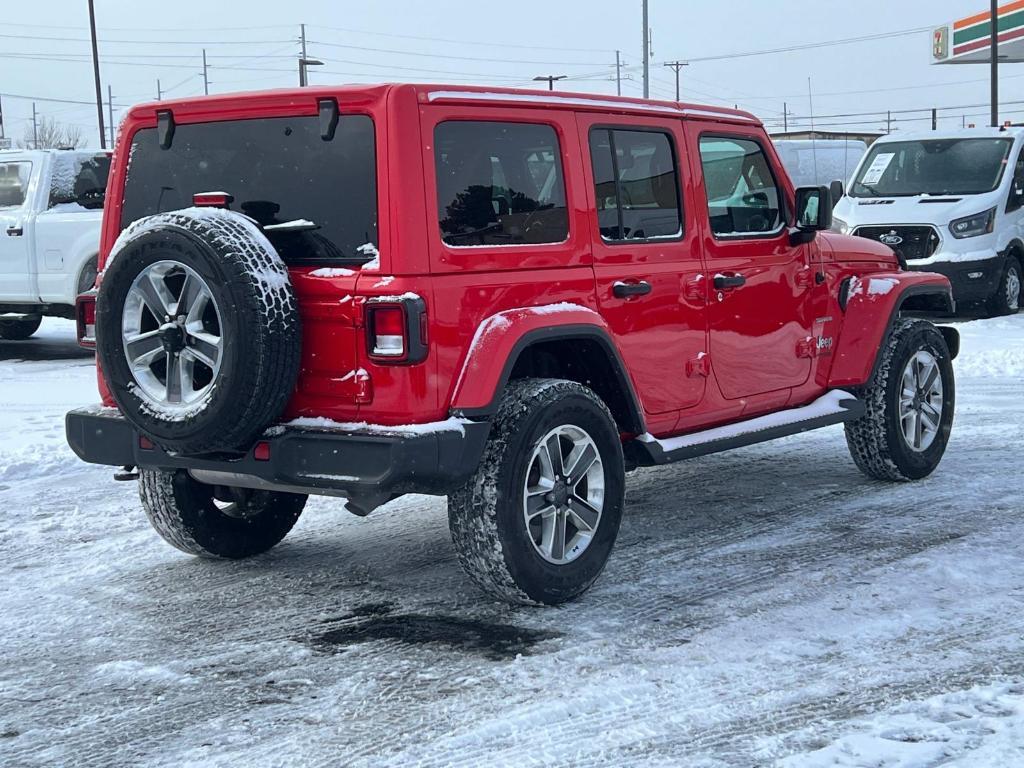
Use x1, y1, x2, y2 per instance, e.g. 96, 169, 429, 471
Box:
686, 124, 815, 401
577, 114, 707, 419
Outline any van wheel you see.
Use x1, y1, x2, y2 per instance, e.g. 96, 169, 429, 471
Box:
845, 318, 954, 481
448, 378, 625, 605
989, 256, 1021, 316
0, 314, 42, 340
139, 468, 306, 559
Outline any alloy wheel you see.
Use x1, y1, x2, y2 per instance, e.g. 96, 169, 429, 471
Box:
121, 260, 223, 409
898, 350, 943, 452
523, 424, 605, 565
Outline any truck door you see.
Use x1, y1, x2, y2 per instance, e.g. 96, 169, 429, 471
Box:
577, 114, 707, 424
687, 127, 815, 400
0, 159, 35, 301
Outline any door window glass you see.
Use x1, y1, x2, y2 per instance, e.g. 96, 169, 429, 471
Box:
49, 153, 111, 210
1009, 151, 1024, 212
588, 128, 682, 241
434, 121, 568, 247
699, 137, 783, 237
0, 162, 32, 209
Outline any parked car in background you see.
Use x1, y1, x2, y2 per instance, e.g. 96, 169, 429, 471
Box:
66, 84, 957, 605
0, 149, 110, 340
773, 138, 867, 191
833, 128, 1023, 315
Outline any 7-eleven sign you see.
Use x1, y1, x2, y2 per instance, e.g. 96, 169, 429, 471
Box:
935, 0, 1024, 63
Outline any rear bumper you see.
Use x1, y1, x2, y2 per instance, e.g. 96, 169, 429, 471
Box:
907, 253, 1005, 304
65, 407, 490, 509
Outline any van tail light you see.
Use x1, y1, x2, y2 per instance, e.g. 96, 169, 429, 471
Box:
76, 290, 98, 349
365, 295, 428, 364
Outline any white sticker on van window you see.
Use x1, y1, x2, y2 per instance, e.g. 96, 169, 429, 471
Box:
861, 153, 895, 185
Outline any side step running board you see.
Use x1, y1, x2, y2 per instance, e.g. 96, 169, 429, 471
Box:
628, 390, 865, 466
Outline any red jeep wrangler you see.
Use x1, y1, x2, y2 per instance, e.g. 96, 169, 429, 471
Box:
66, 84, 958, 605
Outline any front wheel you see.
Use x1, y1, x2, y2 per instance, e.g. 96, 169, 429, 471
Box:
0, 314, 42, 340
845, 318, 955, 481
139, 468, 306, 558
448, 378, 625, 605
988, 256, 1021, 316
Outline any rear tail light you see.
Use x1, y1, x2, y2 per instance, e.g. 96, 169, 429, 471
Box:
365, 296, 428, 364
193, 191, 234, 209
76, 290, 97, 349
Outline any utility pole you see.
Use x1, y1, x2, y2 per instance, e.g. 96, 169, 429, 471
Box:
887, 110, 892, 134
32, 103, 38, 150
300, 23, 307, 86
533, 75, 567, 90
642, 0, 650, 98
783, 101, 788, 132
108, 85, 114, 147
157, 79, 162, 101
202, 49, 209, 96
0, 94, 5, 140
991, 0, 999, 127
615, 50, 622, 96
807, 77, 815, 134
932, 107, 938, 131
87, 0, 106, 149
663, 60, 688, 101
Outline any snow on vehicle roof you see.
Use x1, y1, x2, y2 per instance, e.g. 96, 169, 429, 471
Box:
871, 126, 1024, 144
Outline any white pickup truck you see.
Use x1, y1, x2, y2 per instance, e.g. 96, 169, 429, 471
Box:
0, 149, 110, 340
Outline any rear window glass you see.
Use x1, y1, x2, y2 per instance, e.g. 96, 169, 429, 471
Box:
49, 152, 111, 210
121, 115, 377, 263
434, 120, 568, 247
589, 128, 682, 241
0, 162, 32, 209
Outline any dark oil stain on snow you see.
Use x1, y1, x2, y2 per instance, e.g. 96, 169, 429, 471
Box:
314, 612, 560, 661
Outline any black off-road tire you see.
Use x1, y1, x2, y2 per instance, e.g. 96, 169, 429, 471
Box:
140, 468, 306, 559
448, 378, 625, 606
0, 314, 42, 340
96, 209, 301, 454
845, 318, 955, 481
988, 256, 1021, 316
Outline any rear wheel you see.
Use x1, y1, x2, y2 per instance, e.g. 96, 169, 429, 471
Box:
448, 378, 625, 605
139, 468, 306, 559
845, 318, 954, 481
0, 314, 42, 340
988, 256, 1021, 316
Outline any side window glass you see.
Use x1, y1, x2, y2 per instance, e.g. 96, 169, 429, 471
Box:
588, 128, 682, 241
1009, 153, 1024, 212
49, 153, 111, 210
434, 121, 568, 247
699, 137, 784, 237
0, 162, 32, 209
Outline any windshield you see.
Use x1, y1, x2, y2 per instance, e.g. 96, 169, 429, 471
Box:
121, 114, 377, 263
850, 138, 1012, 197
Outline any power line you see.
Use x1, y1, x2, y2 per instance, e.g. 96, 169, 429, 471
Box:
307, 39, 609, 66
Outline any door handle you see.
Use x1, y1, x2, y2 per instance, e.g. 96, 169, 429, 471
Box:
612, 280, 652, 298
713, 273, 746, 290
5, 226, 23, 237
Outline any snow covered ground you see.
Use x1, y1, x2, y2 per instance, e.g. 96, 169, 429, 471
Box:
1, 315, 1022, 767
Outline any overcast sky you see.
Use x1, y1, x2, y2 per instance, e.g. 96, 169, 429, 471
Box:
1, 0, 1017, 147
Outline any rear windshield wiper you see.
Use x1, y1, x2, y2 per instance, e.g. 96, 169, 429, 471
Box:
263, 219, 319, 232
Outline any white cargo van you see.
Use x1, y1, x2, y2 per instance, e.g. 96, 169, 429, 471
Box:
0, 149, 110, 339
773, 138, 867, 189
833, 128, 1023, 315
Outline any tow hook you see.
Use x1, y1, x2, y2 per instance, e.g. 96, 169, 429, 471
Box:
113, 465, 140, 481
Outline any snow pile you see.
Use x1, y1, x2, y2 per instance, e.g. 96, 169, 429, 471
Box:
309, 267, 355, 278
778, 682, 1024, 767
952, 313, 1024, 378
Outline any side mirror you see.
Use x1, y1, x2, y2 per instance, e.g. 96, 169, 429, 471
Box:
790, 186, 833, 245
829, 179, 844, 208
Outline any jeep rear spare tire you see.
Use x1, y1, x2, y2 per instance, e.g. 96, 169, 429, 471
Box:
96, 208, 301, 454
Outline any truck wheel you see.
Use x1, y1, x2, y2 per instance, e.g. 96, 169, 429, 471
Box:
0, 314, 42, 340
988, 256, 1021, 316
448, 378, 625, 605
845, 318, 955, 481
96, 209, 301, 454
139, 468, 306, 559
